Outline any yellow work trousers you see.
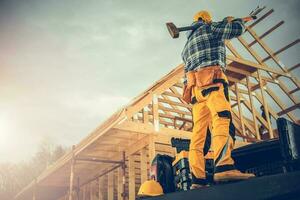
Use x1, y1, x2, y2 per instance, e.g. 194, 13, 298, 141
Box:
189, 83, 235, 184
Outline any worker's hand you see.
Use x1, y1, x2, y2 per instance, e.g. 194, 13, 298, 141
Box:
242, 16, 256, 22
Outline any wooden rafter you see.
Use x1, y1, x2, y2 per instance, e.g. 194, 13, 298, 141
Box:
15, 7, 299, 200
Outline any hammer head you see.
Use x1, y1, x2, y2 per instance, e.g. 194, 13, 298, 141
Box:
166, 22, 179, 39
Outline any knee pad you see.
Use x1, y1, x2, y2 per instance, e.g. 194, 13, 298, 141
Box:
216, 110, 235, 140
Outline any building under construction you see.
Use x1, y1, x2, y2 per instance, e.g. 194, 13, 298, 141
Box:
14, 7, 300, 200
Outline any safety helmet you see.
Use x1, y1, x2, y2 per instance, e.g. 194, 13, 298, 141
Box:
137, 180, 163, 197
193, 10, 212, 23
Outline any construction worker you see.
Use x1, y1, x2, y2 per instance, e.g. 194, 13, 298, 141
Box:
181, 11, 255, 188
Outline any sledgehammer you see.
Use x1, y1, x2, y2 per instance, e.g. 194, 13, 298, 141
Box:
166, 6, 265, 39
166, 23, 197, 39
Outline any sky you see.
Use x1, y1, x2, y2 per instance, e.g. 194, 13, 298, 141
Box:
0, 0, 299, 162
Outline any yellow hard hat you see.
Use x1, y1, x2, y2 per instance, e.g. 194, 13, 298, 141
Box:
138, 180, 163, 197
193, 10, 212, 23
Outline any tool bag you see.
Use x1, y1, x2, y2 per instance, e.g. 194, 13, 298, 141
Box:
150, 154, 175, 193
277, 117, 300, 171
232, 118, 300, 176
182, 66, 225, 104
172, 151, 192, 191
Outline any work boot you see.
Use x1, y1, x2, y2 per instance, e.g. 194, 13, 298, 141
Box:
214, 170, 255, 182
190, 184, 208, 190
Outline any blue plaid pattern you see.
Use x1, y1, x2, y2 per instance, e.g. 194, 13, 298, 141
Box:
182, 18, 245, 74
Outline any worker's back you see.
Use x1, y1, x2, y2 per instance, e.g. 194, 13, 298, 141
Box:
182, 19, 245, 73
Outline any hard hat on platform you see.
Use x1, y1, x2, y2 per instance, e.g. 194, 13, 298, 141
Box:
137, 180, 163, 197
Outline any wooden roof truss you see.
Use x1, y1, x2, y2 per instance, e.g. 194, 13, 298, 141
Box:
15, 7, 299, 200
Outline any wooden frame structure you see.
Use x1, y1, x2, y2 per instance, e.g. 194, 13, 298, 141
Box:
14, 7, 299, 200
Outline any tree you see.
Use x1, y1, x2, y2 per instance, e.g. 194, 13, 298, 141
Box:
0, 142, 68, 200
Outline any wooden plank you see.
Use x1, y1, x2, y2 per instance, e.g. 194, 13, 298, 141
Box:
159, 97, 192, 109
143, 108, 149, 123
153, 94, 160, 132
126, 135, 150, 156
128, 155, 136, 200
159, 106, 191, 116
155, 143, 175, 155
235, 83, 246, 137
117, 167, 124, 200
75, 178, 80, 200
277, 103, 300, 116
163, 91, 182, 99
87, 182, 92, 200
251, 80, 266, 91
227, 55, 290, 77
68, 146, 75, 200
148, 136, 156, 166
289, 88, 300, 95
231, 109, 256, 137
82, 185, 86, 200
251, 90, 279, 120
125, 64, 184, 118
162, 87, 191, 113
248, 21, 284, 47
231, 102, 238, 108
108, 172, 114, 200
226, 41, 242, 57
288, 63, 300, 72
265, 86, 298, 122
246, 76, 260, 140
113, 121, 191, 139
245, 26, 300, 100
98, 177, 104, 200
226, 65, 253, 76
232, 81, 282, 123
262, 39, 300, 62
169, 86, 191, 111
237, 36, 298, 122
227, 76, 246, 84
257, 70, 274, 138
149, 112, 191, 123
90, 181, 97, 200
232, 87, 269, 131
157, 101, 176, 124
140, 148, 148, 184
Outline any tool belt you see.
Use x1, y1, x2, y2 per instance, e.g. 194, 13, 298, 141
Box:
182, 66, 227, 104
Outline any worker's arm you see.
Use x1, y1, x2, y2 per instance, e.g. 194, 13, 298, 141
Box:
211, 17, 245, 40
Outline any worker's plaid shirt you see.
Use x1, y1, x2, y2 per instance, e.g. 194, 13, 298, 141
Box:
182, 18, 245, 76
